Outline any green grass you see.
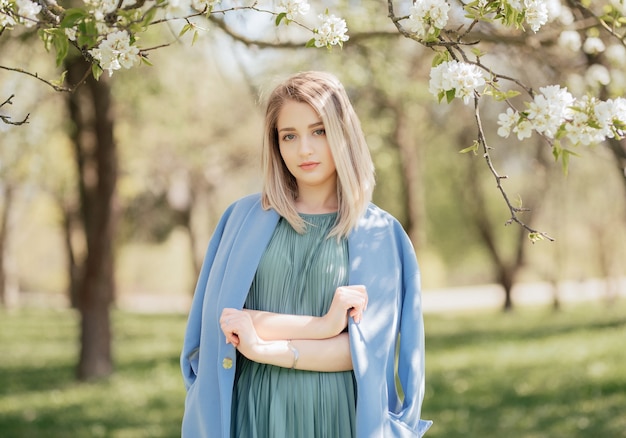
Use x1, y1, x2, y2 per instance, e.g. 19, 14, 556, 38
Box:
421, 300, 626, 438
0, 309, 187, 438
1, 301, 625, 437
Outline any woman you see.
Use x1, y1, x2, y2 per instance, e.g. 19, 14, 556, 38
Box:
180, 71, 432, 437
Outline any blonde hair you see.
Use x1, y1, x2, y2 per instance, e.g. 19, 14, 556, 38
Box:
261, 71, 375, 239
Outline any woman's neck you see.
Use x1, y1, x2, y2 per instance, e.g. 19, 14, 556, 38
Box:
295, 187, 338, 214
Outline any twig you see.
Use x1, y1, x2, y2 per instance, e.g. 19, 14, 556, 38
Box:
0, 95, 30, 125
0, 65, 72, 92
473, 96, 555, 241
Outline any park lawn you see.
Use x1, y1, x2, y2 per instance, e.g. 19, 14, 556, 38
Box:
0, 309, 187, 438
1, 299, 625, 438
421, 299, 626, 438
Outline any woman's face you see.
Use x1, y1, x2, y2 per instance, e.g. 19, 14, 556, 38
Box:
277, 100, 337, 193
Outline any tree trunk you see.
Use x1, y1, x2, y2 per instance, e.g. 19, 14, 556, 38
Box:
0, 184, 12, 307
607, 137, 626, 200
390, 103, 426, 248
65, 55, 117, 380
60, 200, 81, 308
498, 265, 515, 312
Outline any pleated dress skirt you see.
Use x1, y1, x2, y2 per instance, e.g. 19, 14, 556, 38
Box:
231, 213, 357, 438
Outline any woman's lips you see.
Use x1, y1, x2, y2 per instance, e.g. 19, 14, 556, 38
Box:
299, 162, 319, 171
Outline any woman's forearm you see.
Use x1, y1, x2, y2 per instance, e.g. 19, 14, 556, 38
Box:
248, 332, 353, 372
244, 309, 337, 340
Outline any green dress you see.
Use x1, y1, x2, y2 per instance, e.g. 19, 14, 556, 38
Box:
231, 213, 357, 438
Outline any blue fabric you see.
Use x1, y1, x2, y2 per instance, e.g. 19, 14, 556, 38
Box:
181, 193, 432, 437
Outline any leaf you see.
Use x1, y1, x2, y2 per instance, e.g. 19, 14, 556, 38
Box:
92, 63, 103, 81
38, 29, 53, 52
504, 90, 521, 99
431, 51, 449, 67
60, 8, 87, 28
459, 140, 479, 155
471, 47, 486, 58
51, 71, 68, 88
528, 232, 544, 243
54, 32, 69, 67
446, 88, 455, 103
305, 38, 317, 48
192, 30, 199, 45
275, 12, 287, 26
179, 23, 193, 37
77, 19, 98, 48
552, 141, 562, 163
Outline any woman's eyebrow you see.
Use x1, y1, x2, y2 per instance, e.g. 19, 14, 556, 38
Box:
278, 121, 324, 132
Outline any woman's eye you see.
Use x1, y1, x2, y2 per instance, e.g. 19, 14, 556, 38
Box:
282, 133, 296, 141
313, 129, 326, 136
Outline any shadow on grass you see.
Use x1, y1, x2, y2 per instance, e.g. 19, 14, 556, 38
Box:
0, 355, 185, 438
0, 363, 76, 397
424, 363, 626, 438
425, 311, 626, 351
422, 304, 626, 438
0, 310, 187, 438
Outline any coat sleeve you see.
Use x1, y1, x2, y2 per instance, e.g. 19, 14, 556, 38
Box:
394, 227, 432, 436
180, 203, 234, 390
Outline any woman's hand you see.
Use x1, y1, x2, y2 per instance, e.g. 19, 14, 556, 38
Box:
323, 285, 368, 335
220, 308, 262, 359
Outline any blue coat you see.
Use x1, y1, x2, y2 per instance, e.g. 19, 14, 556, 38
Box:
181, 194, 432, 437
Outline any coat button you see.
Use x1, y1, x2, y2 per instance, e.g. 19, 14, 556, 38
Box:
222, 357, 233, 369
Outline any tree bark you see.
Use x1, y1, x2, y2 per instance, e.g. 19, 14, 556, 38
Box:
606, 137, 626, 200
65, 55, 117, 380
389, 102, 426, 248
0, 184, 13, 307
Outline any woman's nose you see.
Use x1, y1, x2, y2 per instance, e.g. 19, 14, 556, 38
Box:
298, 137, 313, 156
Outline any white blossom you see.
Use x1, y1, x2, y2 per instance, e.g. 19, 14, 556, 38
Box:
497, 108, 532, 140
564, 97, 605, 146
555, 3, 574, 25
582, 36, 605, 55
605, 44, 626, 68
526, 85, 574, 138
16, 0, 40, 27
191, 0, 219, 13
508, 0, 523, 12
524, 0, 548, 32
65, 27, 77, 41
0, 0, 17, 27
429, 60, 486, 105
497, 108, 518, 138
564, 111, 601, 145
585, 64, 611, 89
514, 119, 533, 140
89, 30, 141, 77
557, 30, 581, 52
595, 98, 626, 139
165, 0, 192, 18
314, 13, 349, 48
407, 0, 450, 41
278, 0, 310, 21
83, 0, 116, 20
546, 0, 566, 23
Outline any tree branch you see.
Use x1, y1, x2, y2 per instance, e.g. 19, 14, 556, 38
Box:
473, 96, 554, 242
0, 94, 30, 125
0, 65, 72, 92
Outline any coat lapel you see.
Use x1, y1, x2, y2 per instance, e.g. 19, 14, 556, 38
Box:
217, 200, 280, 311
